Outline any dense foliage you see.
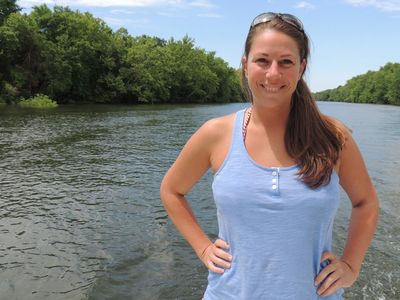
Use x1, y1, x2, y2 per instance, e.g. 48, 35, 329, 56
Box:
314, 63, 400, 106
19, 93, 58, 108
0, 2, 243, 104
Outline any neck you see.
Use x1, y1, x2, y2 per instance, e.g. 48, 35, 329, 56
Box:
250, 101, 291, 131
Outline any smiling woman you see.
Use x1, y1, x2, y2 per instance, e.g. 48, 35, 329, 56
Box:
160, 11, 379, 300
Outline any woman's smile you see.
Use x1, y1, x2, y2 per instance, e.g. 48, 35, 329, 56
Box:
259, 82, 286, 93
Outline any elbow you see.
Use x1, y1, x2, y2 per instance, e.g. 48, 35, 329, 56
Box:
159, 175, 169, 206
159, 174, 183, 207
354, 194, 380, 226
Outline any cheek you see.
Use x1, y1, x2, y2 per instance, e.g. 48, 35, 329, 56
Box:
247, 65, 265, 79
289, 69, 302, 81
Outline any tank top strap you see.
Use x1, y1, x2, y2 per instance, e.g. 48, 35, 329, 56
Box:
230, 108, 247, 157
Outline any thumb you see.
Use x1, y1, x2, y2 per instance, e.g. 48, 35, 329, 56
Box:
320, 251, 336, 263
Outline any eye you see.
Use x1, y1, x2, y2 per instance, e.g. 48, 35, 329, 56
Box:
255, 58, 269, 65
280, 59, 294, 66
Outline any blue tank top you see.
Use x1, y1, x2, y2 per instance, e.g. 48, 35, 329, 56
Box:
203, 109, 344, 300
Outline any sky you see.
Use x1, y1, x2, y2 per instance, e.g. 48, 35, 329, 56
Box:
17, 0, 400, 92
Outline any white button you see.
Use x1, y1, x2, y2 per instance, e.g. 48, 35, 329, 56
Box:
272, 178, 277, 183
272, 184, 277, 190
272, 171, 277, 176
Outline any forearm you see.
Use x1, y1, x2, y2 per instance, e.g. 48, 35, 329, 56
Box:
341, 198, 379, 275
161, 191, 212, 258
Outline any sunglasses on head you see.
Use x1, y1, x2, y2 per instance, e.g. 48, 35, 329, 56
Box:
250, 12, 304, 34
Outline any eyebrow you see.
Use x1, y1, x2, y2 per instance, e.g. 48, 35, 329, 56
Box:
255, 53, 296, 58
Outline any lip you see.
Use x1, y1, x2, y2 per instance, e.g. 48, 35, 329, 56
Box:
260, 83, 285, 93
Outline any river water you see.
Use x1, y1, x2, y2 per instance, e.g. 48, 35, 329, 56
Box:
0, 102, 399, 300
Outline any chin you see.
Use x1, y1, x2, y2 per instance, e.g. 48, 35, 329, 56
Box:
252, 93, 292, 108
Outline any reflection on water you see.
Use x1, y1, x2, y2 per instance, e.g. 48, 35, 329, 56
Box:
0, 103, 399, 299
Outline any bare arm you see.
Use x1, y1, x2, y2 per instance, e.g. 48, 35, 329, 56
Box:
338, 129, 380, 275
316, 126, 380, 296
160, 118, 232, 273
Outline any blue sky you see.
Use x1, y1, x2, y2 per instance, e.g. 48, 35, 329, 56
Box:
18, 0, 400, 92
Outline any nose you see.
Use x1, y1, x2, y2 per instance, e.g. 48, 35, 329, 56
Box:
265, 61, 281, 81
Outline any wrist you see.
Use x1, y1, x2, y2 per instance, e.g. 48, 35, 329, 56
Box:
196, 241, 213, 259
340, 257, 360, 276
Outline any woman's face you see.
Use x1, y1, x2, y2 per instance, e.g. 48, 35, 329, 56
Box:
242, 29, 306, 108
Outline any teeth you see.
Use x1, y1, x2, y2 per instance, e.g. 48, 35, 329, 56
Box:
261, 84, 282, 92
266, 87, 279, 92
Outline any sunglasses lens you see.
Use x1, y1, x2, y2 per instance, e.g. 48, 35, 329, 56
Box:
251, 13, 276, 28
281, 14, 303, 31
250, 12, 303, 33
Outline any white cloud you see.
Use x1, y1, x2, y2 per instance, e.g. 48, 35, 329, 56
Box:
18, 0, 55, 7
189, 0, 215, 8
102, 16, 127, 27
78, 0, 185, 7
345, 0, 400, 11
18, 0, 187, 8
295, 1, 315, 9
110, 9, 137, 14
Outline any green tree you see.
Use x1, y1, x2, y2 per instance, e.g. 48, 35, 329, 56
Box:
31, 5, 124, 103
1, 4, 243, 104
385, 63, 400, 106
314, 63, 400, 106
0, 0, 20, 25
0, 12, 46, 102
126, 35, 172, 103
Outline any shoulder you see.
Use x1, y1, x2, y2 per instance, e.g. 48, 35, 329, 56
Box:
322, 115, 354, 173
323, 115, 352, 143
196, 112, 236, 144
180, 112, 236, 160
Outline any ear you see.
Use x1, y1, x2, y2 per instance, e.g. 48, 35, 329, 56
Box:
299, 58, 307, 79
241, 56, 248, 78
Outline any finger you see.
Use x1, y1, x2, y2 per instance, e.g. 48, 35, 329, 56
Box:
319, 278, 342, 297
215, 239, 230, 250
210, 254, 231, 269
207, 261, 225, 274
214, 247, 233, 262
315, 264, 335, 285
317, 272, 340, 295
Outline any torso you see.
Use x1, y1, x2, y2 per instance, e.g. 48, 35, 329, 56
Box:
204, 109, 344, 300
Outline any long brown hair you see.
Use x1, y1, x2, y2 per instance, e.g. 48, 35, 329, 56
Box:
241, 17, 345, 189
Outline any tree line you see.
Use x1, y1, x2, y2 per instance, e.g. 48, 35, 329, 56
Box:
0, 1, 243, 104
313, 63, 400, 106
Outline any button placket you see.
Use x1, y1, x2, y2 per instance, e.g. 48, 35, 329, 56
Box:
271, 168, 280, 195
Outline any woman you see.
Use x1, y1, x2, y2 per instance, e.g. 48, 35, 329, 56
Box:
160, 12, 379, 299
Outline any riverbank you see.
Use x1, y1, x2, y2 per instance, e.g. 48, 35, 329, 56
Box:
313, 63, 400, 106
